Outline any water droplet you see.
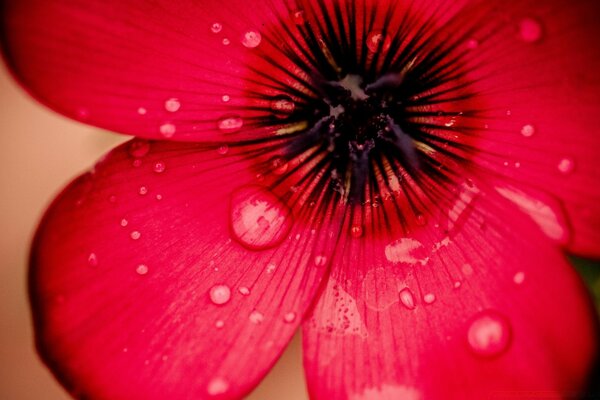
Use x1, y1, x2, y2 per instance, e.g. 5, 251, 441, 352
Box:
241, 30, 261, 48
155, 194, 163, 201
229, 186, 293, 250
207, 377, 229, 396
222, 38, 230, 46
284, 312, 297, 323
132, 159, 142, 168
314, 255, 327, 267
209, 285, 231, 305
520, 124, 535, 137
350, 225, 363, 238
513, 271, 525, 284
130, 231, 141, 240
120, 219, 128, 227
271, 157, 289, 175
215, 320, 225, 329
238, 286, 250, 296
292, 10, 306, 25
270, 95, 295, 118
249, 310, 264, 324
153, 162, 166, 173
87, 253, 98, 267
399, 288, 416, 310
454, 281, 462, 289
138, 186, 148, 196
221, 94, 230, 102
136, 264, 149, 275
164, 98, 180, 112
366, 31, 391, 53
266, 263, 277, 273
423, 293, 436, 304
137, 107, 147, 115
211, 22, 222, 34
128, 140, 150, 158
467, 310, 512, 357
217, 145, 229, 155
557, 157, 575, 174
217, 115, 244, 133
462, 263, 474, 276
519, 17, 543, 43
159, 123, 176, 138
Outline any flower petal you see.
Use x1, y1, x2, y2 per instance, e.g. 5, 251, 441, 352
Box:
302, 187, 599, 400
30, 139, 331, 399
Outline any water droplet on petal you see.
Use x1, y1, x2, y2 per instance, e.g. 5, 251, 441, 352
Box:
557, 157, 575, 174
139, 186, 148, 195
249, 310, 264, 324
454, 281, 462, 289
519, 17, 543, 43
130, 231, 141, 240
217, 145, 229, 155
136, 264, 149, 275
266, 263, 277, 273
230, 186, 293, 250
423, 293, 436, 304
399, 288, 416, 310
221, 95, 230, 103
366, 31, 391, 53
284, 312, 297, 323
351, 225, 363, 238
128, 140, 150, 158
271, 157, 289, 175
207, 377, 229, 396
520, 124, 536, 137
153, 162, 166, 173
164, 98, 181, 112
292, 10, 306, 25
120, 219, 128, 227
209, 285, 231, 305
87, 253, 98, 267
241, 30, 262, 48
159, 123, 176, 138
215, 320, 225, 329
270, 95, 295, 119
513, 271, 525, 284
314, 255, 328, 267
467, 310, 512, 357
238, 286, 250, 296
222, 38, 230, 46
462, 263, 474, 276
217, 115, 244, 133
211, 22, 222, 34
137, 107, 147, 115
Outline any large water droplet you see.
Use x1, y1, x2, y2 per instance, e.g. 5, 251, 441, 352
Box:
242, 30, 262, 48
209, 285, 231, 305
159, 123, 176, 138
164, 98, 181, 112
217, 115, 244, 133
270, 95, 295, 119
519, 17, 543, 43
399, 288, 416, 310
230, 186, 293, 250
128, 140, 150, 158
249, 310, 264, 324
207, 377, 229, 396
467, 310, 512, 357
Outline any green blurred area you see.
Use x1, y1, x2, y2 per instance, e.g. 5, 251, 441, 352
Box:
572, 256, 600, 314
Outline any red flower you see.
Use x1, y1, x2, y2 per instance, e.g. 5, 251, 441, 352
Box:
2, 0, 600, 399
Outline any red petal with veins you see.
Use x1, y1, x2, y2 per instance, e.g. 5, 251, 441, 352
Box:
30, 140, 332, 400
303, 186, 598, 400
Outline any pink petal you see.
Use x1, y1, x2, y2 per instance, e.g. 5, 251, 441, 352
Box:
302, 187, 599, 400
30, 140, 332, 399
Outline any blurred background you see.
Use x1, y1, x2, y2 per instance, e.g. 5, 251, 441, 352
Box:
0, 64, 309, 400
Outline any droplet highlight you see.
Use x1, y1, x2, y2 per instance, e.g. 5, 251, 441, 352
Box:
159, 123, 176, 138
153, 161, 166, 173
399, 288, 416, 310
164, 98, 181, 112
217, 115, 244, 133
249, 310, 264, 324
467, 310, 512, 357
241, 30, 262, 48
209, 285, 231, 305
210, 22, 223, 34
136, 264, 149, 275
520, 124, 536, 137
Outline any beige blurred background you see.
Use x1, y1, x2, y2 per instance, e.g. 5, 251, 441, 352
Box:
0, 64, 309, 399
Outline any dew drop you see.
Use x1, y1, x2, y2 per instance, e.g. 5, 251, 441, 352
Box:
137, 107, 147, 115
217, 115, 244, 133
215, 320, 225, 329
519, 17, 543, 43
462, 263, 474, 276
557, 157, 575, 174
164, 98, 181, 112
351, 225, 363, 238
128, 140, 150, 158
366, 31, 391, 53
222, 38, 230, 46
271, 157, 289, 175
120, 219, 128, 227
292, 9, 306, 25
423, 293, 436, 304
270, 95, 295, 119
241, 30, 262, 48
159, 123, 176, 138
139, 186, 148, 196
314, 255, 328, 267
249, 310, 264, 324
467, 310, 512, 357
513, 271, 525, 284
221, 95, 230, 103
155, 194, 163, 201
454, 281, 462, 289
266, 263, 277, 273
398, 288, 416, 310
284, 312, 297, 323
217, 145, 229, 155
153, 161, 166, 173
238, 286, 250, 296
130, 231, 141, 240
210, 22, 223, 34
136, 264, 149, 275
87, 253, 98, 267
229, 186, 293, 250
207, 377, 229, 396
209, 285, 231, 305
520, 124, 536, 137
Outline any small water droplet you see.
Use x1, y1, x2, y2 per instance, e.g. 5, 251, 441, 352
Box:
159, 123, 176, 138
284, 312, 297, 323
120, 219, 128, 227
153, 162, 166, 173
136, 264, 149, 275
217, 115, 244, 133
209, 285, 231, 305
292, 10, 306, 25
366, 31, 391, 53
215, 320, 225, 329
128, 140, 150, 158
139, 186, 149, 196
130, 231, 141, 240
211, 22, 222, 34
137, 107, 147, 115
519, 17, 543, 43
454, 281, 462, 289
238, 286, 250, 296
520, 124, 536, 137
423, 293, 436, 304
399, 288, 416, 310
221, 95, 230, 102
467, 310, 512, 357
230, 186, 293, 250
513, 271, 525, 284
207, 377, 229, 396
222, 38, 230, 46
557, 157, 575, 174
249, 310, 264, 324
164, 98, 180, 113
270, 95, 295, 118
87, 253, 98, 267
314, 255, 327, 267
241, 30, 261, 48
266, 263, 277, 273
271, 157, 289, 175
132, 159, 142, 168
155, 194, 163, 201
350, 224, 363, 238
